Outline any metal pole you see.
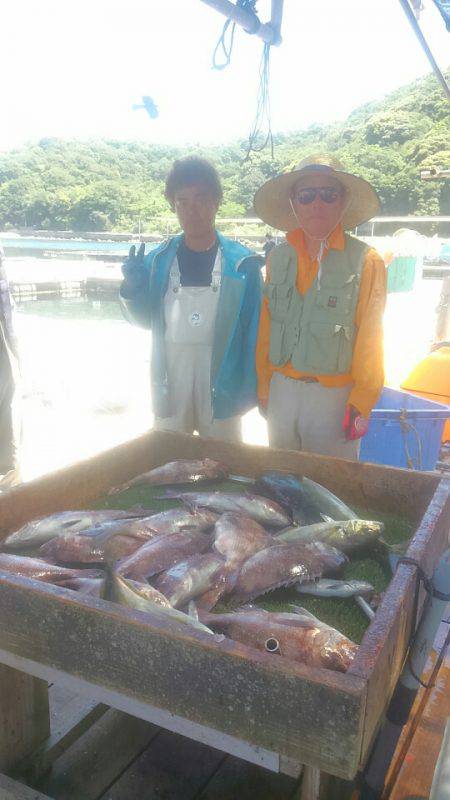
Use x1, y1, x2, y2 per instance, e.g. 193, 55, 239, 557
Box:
270, 0, 284, 45
200, 0, 282, 45
398, 0, 450, 101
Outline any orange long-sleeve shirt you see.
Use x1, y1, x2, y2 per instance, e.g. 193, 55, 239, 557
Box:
256, 225, 387, 418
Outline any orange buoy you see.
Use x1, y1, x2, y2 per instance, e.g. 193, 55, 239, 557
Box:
401, 345, 450, 442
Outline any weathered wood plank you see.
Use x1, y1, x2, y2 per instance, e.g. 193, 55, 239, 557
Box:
0, 573, 366, 778
0, 665, 50, 772
0, 430, 439, 539
38, 709, 159, 800
17, 684, 108, 782
196, 755, 297, 800
98, 729, 225, 800
384, 621, 450, 800
349, 477, 450, 768
0, 773, 53, 800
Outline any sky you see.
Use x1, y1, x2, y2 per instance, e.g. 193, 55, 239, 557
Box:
0, 0, 448, 151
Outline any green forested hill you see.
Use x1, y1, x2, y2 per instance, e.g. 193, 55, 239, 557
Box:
0, 70, 448, 232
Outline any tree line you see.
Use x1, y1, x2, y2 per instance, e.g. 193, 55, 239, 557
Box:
0, 70, 448, 233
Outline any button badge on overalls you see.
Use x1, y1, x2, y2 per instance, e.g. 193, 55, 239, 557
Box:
189, 311, 203, 327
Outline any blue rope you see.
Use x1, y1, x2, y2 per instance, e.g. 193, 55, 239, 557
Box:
212, 0, 259, 70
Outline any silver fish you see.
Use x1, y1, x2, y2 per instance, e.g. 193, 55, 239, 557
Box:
154, 553, 226, 609
123, 507, 218, 536
109, 458, 228, 495
0, 553, 103, 584
229, 474, 358, 523
276, 519, 384, 552
2, 508, 148, 550
160, 490, 290, 528
110, 571, 214, 634
295, 578, 374, 598
301, 477, 357, 521
40, 508, 218, 564
116, 530, 212, 581
39, 517, 163, 564
213, 512, 275, 591
193, 514, 275, 611
230, 541, 347, 604
200, 605, 358, 672
110, 572, 172, 609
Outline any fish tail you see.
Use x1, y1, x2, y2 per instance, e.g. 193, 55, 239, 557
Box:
195, 583, 225, 611
187, 601, 200, 621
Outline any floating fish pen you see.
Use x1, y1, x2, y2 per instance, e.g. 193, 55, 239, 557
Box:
10, 277, 120, 302
84, 276, 121, 300
10, 280, 84, 301
0, 431, 448, 798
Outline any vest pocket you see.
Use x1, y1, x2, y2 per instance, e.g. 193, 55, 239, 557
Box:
269, 319, 286, 365
303, 322, 352, 374
314, 276, 357, 316
267, 284, 293, 318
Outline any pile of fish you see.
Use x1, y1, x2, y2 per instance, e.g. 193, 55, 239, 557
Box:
0, 458, 388, 674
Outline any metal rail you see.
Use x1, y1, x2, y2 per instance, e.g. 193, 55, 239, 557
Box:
200, 0, 284, 45
398, 0, 450, 101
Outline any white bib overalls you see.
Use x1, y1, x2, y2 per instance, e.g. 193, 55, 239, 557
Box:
153, 250, 241, 441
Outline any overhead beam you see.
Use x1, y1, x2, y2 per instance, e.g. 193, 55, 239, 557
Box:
398, 0, 450, 101
200, 0, 283, 45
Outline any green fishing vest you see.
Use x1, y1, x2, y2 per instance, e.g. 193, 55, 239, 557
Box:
266, 234, 369, 375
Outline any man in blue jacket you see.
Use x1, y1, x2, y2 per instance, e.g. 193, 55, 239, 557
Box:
120, 156, 263, 441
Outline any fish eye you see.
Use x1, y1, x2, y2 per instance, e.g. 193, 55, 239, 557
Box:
265, 637, 280, 654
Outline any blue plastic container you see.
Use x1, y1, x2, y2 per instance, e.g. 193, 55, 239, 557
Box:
359, 387, 450, 471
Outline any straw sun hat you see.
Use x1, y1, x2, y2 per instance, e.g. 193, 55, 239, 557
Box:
253, 154, 380, 232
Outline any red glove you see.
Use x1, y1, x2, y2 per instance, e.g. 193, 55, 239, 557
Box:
342, 405, 369, 441
258, 399, 268, 420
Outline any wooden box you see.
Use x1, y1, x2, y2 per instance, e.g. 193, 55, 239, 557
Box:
0, 431, 448, 780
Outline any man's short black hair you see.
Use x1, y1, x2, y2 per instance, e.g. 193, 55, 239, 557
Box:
165, 156, 223, 209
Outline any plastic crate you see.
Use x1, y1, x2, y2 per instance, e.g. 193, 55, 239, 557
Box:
386, 256, 417, 293
359, 387, 450, 471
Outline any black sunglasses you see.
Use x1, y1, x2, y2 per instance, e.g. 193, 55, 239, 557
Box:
292, 187, 342, 205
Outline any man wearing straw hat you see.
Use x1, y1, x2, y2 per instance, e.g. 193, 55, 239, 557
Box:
254, 154, 386, 459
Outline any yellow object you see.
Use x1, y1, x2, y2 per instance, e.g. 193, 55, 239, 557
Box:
401, 346, 450, 441
256, 224, 387, 418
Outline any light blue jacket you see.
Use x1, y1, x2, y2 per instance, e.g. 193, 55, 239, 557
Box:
119, 232, 263, 420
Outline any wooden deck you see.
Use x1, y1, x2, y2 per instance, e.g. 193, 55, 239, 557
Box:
8, 683, 300, 800
5, 614, 448, 800
383, 616, 450, 799
5, 622, 448, 800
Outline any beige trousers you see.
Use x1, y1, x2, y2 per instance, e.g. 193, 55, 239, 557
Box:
153, 342, 241, 442
267, 372, 359, 460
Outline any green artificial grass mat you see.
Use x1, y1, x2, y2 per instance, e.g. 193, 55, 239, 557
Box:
93, 478, 415, 644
